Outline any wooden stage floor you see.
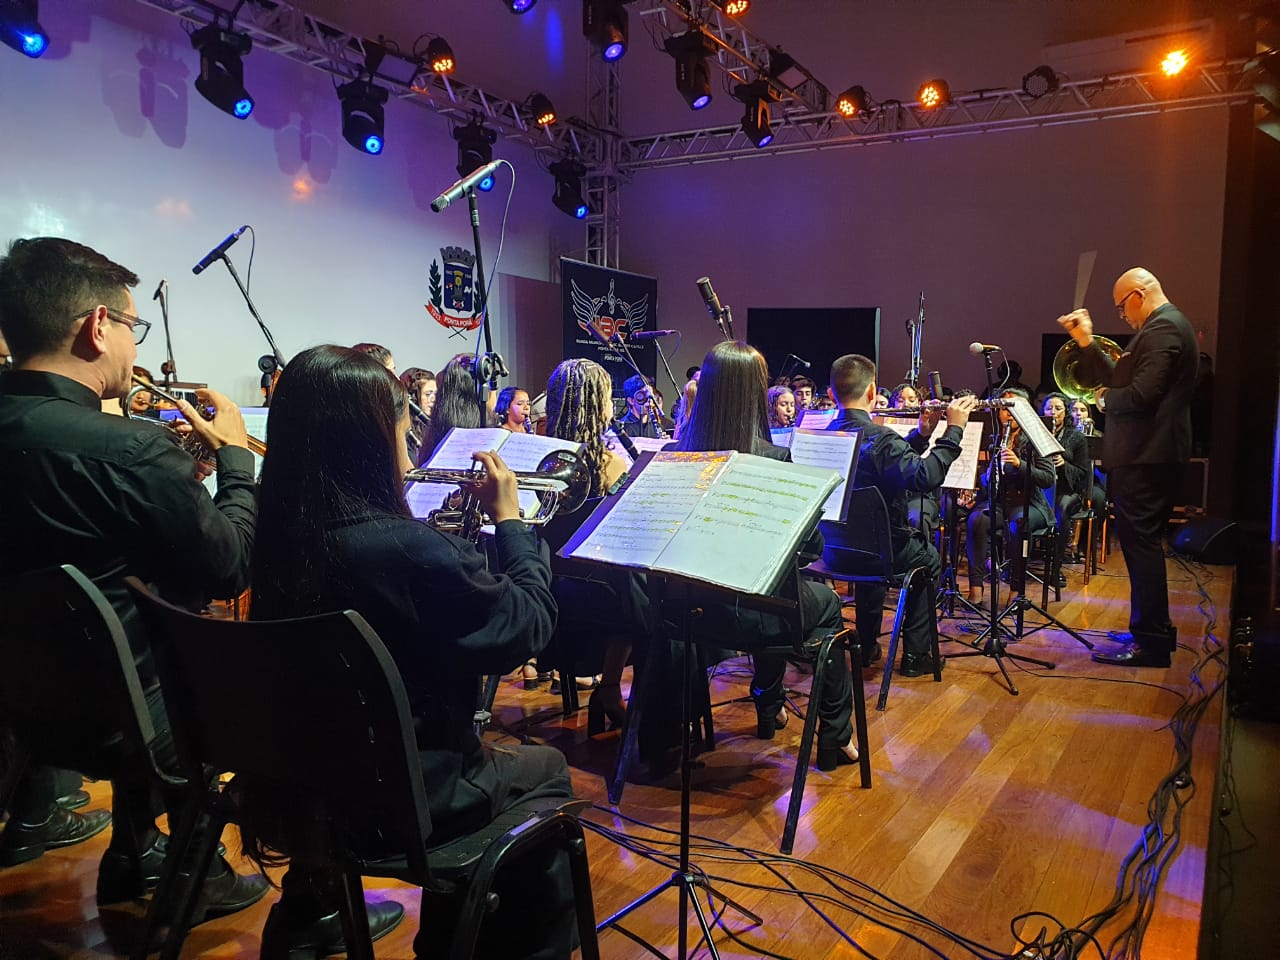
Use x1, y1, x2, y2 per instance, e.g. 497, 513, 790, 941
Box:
0, 553, 1231, 959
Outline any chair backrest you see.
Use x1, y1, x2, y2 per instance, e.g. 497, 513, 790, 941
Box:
818, 485, 895, 578
0, 565, 155, 772
125, 578, 433, 878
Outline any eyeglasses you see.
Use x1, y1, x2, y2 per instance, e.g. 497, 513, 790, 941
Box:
1114, 288, 1142, 317
73, 306, 152, 345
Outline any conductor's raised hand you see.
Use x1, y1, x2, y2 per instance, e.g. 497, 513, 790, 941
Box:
1057, 309, 1093, 347
946, 394, 978, 428
176, 388, 248, 452
466, 450, 521, 525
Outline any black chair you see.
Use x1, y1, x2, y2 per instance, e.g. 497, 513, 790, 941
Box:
126, 578, 600, 960
804, 485, 943, 712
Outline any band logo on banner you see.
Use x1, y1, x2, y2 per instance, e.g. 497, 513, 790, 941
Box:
561, 258, 658, 386
427, 246, 483, 338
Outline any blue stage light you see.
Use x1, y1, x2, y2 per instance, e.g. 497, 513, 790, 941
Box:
574, 203, 588, 219
603, 40, 625, 61
478, 175, 495, 192
364, 134, 384, 154
692, 93, 710, 109
233, 97, 254, 118
20, 30, 46, 57
338, 79, 389, 155
2, 1, 50, 59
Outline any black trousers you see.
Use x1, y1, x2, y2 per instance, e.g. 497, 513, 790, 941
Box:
849, 534, 942, 659
1109, 463, 1182, 651
967, 503, 1051, 592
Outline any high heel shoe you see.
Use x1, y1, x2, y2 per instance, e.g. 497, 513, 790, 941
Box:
815, 739, 859, 771
587, 683, 627, 739
756, 708, 789, 740
519, 659, 542, 690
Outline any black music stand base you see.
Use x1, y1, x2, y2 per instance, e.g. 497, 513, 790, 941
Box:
947, 594, 1058, 696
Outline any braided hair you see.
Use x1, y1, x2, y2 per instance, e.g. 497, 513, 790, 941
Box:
546, 358, 614, 497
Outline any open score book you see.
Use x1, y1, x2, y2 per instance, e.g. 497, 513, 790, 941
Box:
560, 450, 841, 596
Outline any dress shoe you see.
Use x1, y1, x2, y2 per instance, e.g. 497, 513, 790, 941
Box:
756, 708, 789, 740
859, 643, 882, 669
56, 789, 91, 810
0, 806, 112, 866
193, 860, 270, 923
260, 899, 405, 959
1091, 642, 1171, 668
97, 831, 232, 904
815, 740, 859, 771
899, 651, 945, 678
1053, 571, 1068, 589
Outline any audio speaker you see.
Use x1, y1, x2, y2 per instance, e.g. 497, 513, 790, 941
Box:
1173, 518, 1239, 565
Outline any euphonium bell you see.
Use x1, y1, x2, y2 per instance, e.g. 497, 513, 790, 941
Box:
1053, 335, 1123, 405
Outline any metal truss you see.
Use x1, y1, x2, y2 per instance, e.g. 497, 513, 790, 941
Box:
130, 0, 595, 157
620, 60, 1260, 169
583, 56, 624, 268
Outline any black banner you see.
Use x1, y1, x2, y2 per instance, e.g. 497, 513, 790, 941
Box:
561, 258, 658, 394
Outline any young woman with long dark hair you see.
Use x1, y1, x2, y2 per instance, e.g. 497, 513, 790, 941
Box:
419, 353, 485, 465
248, 345, 576, 959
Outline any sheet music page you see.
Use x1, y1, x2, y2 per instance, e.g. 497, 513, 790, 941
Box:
1007, 397, 1064, 457
786, 428, 858, 521
604, 433, 668, 468
769, 427, 794, 447
796, 408, 836, 428
425, 427, 512, 469
479, 432, 583, 516
202, 407, 270, 497
656, 454, 840, 594
881, 416, 915, 439
405, 481, 458, 520
941, 422, 986, 490
567, 451, 732, 569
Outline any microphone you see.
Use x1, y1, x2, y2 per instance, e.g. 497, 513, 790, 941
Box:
430, 160, 502, 213
968, 341, 1003, 355
630, 329, 678, 341
786, 353, 811, 369
927, 370, 944, 400
152, 278, 167, 301
192, 227, 248, 275
695, 277, 724, 322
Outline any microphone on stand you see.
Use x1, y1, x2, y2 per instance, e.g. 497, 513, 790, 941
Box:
430, 160, 503, 213
694, 277, 726, 337
630, 329, 678, 341
968, 341, 1003, 355
152, 278, 167, 301
786, 353, 811, 369
192, 227, 248, 275
927, 370, 944, 400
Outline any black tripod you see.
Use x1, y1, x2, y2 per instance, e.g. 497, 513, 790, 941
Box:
935, 489, 986, 625
597, 580, 761, 959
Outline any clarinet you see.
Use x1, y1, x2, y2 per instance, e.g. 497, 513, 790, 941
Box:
610, 418, 641, 459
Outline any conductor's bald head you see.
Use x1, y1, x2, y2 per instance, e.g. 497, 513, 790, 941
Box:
1112, 266, 1169, 330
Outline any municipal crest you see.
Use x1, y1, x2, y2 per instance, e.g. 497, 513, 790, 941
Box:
427, 246, 482, 333
569, 277, 648, 343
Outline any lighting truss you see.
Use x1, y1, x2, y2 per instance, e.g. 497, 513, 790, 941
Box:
129, 0, 591, 158
619, 59, 1258, 169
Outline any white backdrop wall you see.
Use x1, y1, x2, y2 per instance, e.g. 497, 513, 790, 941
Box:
0, 0, 581, 403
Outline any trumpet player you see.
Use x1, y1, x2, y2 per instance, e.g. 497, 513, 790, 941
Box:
1057, 267, 1198, 668
0, 238, 268, 923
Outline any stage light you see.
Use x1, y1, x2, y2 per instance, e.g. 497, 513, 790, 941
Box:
917, 78, 951, 109
425, 36, 455, 75
550, 159, 589, 219
455, 119, 498, 191
834, 85, 869, 118
529, 91, 557, 126
713, 0, 750, 15
502, 0, 537, 12
1161, 48, 1189, 77
1, 0, 47, 58
191, 24, 254, 118
734, 80, 775, 148
584, 0, 628, 62
338, 79, 389, 154
664, 30, 714, 110
1021, 65, 1059, 99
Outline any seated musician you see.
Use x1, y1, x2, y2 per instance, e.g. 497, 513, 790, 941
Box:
418, 353, 486, 465
825, 355, 977, 674
966, 388, 1056, 607
789, 373, 816, 411
618, 373, 673, 439
888, 381, 941, 540
888, 382, 920, 409
495, 385, 532, 433
248, 345, 576, 959
767, 384, 796, 429
1043, 392, 1091, 580
351, 340, 396, 374
671, 341, 858, 771
399, 366, 434, 464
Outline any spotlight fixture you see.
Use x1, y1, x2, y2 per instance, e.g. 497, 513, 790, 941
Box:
917, 78, 951, 109
1160, 48, 1189, 77
454, 119, 498, 192
0, 0, 48, 58
734, 80, 776, 148
834, 85, 869, 118
337, 79, 389, 154
425, 35, 455, 75
550, 159, 589, 220
712, 0, 750, 15
528, 91, 557, 126
583, 0, 628, 62
1021, 65, 1059, 99
663, 30, 714, 110
502, 0, 537, 12
191, 23, 254, 118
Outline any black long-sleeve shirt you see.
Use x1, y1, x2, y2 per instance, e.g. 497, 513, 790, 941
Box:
1051, 424, 1091, 499
0, 370, 256, 684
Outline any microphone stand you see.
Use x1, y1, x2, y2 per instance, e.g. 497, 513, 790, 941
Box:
721, 303, 735, 340
156, 283, 176, 387
594, 330, 667, 438
210, 253, 286, 370
467, 188, 505, 422
652, 337, 680, 396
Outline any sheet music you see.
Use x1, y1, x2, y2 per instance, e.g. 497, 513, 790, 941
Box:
796, 408, 836, 428
770, 427, 794, 447
786, 428, 859, 521
425, 427, 512, 469
941, 422, 986, 490
201, 406, 269, 497
606, 432, 668, 467
881, 416, 916, 439
405, 481, 457, 520
1006, 397, 1064, 457
487, 431, 581, 472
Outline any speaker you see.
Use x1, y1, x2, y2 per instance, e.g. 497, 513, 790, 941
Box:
1173, 518, 1239, 564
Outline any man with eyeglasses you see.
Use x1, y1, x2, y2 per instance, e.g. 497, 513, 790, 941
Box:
0, 239, 269, 919
619, 372, 674, 439
1057, 267, 1198, 668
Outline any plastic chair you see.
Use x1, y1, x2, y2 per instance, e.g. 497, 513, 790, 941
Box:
805, 485, 942, 712
125, 578, 600, 960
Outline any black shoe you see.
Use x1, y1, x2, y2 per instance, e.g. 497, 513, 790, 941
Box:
97, 831, 231, 904
859, 643, 882, 669
1091, 642, 1171, 668
756, 708, 788, 740
1107, 630, 1133, 643
1053, 572, 1068, 588
56, 789, 91, 811
260, 899, 406, 959
193, 860, 271, 924
899, 651, 945, 678
815, 742, 859, 772
0, 806, 112, 867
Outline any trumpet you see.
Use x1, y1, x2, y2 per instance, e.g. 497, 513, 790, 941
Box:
404, 449, 590, 540
126, 374, 267, 465
869, 398, 1014, 417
